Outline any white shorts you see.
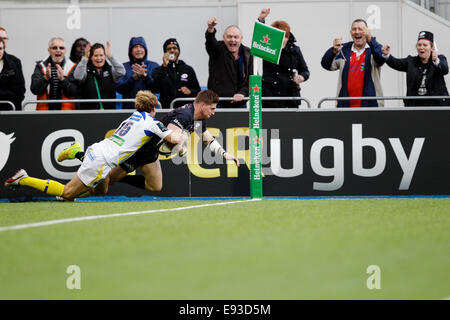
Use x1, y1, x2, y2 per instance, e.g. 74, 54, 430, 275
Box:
77, 143, 112, 188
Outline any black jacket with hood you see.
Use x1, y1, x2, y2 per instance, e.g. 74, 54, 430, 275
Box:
262, 32, 310, 108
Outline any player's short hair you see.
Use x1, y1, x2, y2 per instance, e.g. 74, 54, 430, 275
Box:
135, 90, 158, 113
195, 90, 219, 105
271, 21, 290, 39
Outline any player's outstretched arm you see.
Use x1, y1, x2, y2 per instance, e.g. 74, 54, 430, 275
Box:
202, 130, 239, 167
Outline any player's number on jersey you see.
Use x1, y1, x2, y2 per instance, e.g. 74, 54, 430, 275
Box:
115, 121, 133, 137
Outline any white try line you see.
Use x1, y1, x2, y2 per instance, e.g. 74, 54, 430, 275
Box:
0, 198, 262, 233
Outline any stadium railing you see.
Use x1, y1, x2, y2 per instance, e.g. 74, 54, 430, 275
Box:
21, 99, 162, 110
317, 96, 450, 108
0, 101, 16, 111
170, 96, 312, 109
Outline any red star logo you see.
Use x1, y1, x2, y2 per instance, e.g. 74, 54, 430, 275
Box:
254, 138, 261, 144
263, 34, 270, 44
252, 85, 260, 93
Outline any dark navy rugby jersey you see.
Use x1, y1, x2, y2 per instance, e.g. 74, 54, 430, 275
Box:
161, 103, 206, 133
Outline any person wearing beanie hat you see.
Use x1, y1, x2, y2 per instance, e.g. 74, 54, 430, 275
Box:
116, 36, 160, 108
163, 38, 180, 53
381, 31, 449, 106
152, 38, 201, 108
417, 31, 433, 44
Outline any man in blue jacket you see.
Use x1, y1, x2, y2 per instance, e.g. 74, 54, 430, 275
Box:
321, 19, 385, 107
116, 36, 159, 108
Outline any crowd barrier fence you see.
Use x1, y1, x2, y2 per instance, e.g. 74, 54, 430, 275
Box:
0, 96, 446, 111
317, 96, 450, 108
170, 97, 312, 109
0, 101, 16, 111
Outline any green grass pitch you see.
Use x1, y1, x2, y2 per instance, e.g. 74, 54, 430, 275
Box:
0, 198, 449, 299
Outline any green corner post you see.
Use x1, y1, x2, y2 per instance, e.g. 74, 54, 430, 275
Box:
249, 21, 285, 199
249, 75, 263, 199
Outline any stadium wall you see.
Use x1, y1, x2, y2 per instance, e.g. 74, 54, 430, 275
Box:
1, 108, 449, 199
0, 0, 449, 110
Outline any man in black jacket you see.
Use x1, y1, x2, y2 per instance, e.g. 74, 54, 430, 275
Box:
205, 17, 253, 108
152, 38, 201, 109
0, 29, 25, 111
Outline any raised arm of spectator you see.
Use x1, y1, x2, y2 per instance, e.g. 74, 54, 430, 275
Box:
105, 42, 126, 82
381, 44, 408, 72
435, 53, 449, 75
321, 38, 344, 71
205, 17, 221, 57
258, 8, 270, 23
73, 57, 88, 82
365, 28, 385, 66
73, 43, 90, 82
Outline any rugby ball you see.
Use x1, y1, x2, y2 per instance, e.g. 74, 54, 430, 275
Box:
158, 142, 174, 156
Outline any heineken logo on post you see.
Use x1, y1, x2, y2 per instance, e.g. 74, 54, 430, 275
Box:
249, 75, 263, 198
251, 21, 285, 65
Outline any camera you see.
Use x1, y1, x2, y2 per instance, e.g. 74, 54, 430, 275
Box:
168, 53, 175, 61
291, 69, 300, 89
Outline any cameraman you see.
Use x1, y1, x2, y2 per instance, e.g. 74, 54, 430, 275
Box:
257, 8, 310, 108
152, 38, 201, 108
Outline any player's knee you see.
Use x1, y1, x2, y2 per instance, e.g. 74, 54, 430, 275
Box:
145, 181, 162, 192
94, 180, 109, 195
62, 187, 77, 201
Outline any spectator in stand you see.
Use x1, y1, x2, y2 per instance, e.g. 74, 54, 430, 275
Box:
321, 19, 385, 107
31, 37, 79, 110
69, 38, 89, 109
257, 8, 310, 108
152, 38, 201, 108
381, 31, 449, 106
0, 29, 25, 111
116, 37, 159, 109
205, 17, 253, 108
72, 42, 125, 110
69, 38, 89, 64
0, 27, 9, 47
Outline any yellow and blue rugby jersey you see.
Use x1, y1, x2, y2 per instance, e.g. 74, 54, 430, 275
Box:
96, 111, 172, 167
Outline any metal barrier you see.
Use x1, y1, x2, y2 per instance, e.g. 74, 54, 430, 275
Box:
0, 101, 16, 111
22, 98, 162, 110
170, 96, 311, 109
317, 96, 450, 108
